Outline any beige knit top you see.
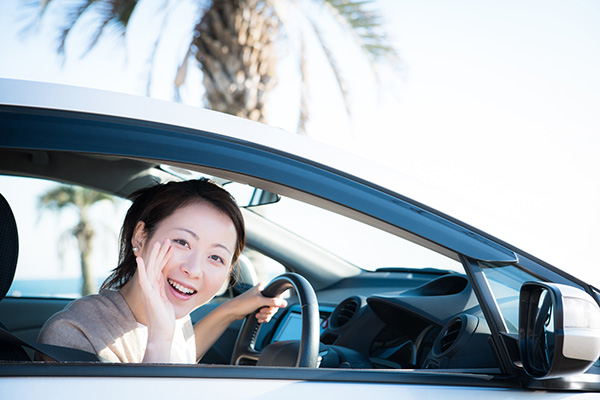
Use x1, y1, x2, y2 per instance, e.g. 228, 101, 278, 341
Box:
37, 289, 196, 363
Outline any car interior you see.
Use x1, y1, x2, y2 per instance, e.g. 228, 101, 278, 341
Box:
0, 147, 528, 374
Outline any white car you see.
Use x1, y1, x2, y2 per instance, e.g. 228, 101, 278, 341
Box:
1, 79, 600, 398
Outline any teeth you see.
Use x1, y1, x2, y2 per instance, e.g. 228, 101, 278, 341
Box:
168, 279, 196, 295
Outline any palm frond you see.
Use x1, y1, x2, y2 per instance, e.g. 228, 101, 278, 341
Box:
296, 36, 309, 134
321, 0, 398, 62
23, 0, 55, 19
308, 20, 352, 118
40, 0, 139, 56
55, 0, 96, 55
18, 0, 56, 30
82, 0, 140, 55
144, 1, 174, 96
38, 185, 77, 210
79, 188, 114, 207
38, 185, 113, 213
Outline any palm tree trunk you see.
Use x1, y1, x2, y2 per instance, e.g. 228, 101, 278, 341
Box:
75, 221, 96, 296
191, 0, 279, 122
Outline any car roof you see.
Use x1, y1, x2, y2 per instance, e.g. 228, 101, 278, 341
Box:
0, 78, 519, 265
0, 79, 428, 198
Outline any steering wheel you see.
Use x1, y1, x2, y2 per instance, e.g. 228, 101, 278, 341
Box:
230, 273, 320, 367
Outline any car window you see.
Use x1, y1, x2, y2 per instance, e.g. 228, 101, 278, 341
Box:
478, 261, 541, 333
3, 173, 461, 299
1, 175, 128, 298
252, 196, 463, 273
1, 174, 286, 300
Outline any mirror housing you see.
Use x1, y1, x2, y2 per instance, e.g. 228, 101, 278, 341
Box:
159, 164, 280, 207
519, 281, 600, 379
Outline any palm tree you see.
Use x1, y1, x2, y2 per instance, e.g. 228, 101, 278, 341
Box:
27, 0, 398, 132
38, 185, 114, 296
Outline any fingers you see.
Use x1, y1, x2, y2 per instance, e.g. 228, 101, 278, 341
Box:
137, 239, 173, 297
136, 255, 149, 288
255, 304, 287, 323
147, 239, 173, 283
255, 307, 274, 323
255, 293, 288, 323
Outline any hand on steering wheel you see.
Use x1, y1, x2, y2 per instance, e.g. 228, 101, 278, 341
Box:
230, 273, 320, 368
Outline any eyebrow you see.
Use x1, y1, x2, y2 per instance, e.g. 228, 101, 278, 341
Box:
176, 228, 199, 240
175, 228, 232, 255
214, 243, 232, 255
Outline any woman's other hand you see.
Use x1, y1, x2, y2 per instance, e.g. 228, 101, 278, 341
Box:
228, 282, 288, 323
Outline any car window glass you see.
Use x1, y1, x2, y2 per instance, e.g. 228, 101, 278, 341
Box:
243, 248, 286, 283
479, 262, 541, 333
254, 196, 463, 273
210, 248, 287, 303
2, 174, 460, 295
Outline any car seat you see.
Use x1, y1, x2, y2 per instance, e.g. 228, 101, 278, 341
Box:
0, 192, 101, 362
0, 192, 32, 361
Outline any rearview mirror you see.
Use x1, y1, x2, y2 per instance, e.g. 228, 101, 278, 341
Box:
222, 182, 280, 207
159, 164, 280, 207
519, 281, 600, 379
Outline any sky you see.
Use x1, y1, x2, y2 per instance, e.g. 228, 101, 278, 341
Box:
1, 0, 600, 286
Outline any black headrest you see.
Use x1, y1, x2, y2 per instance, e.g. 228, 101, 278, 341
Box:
0, 193, 18, 300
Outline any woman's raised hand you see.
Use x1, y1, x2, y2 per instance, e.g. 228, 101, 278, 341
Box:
136, 239, 175, 361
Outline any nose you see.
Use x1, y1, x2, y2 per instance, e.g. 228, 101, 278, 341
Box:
180, 251, 203, 279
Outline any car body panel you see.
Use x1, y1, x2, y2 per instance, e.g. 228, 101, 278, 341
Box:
1, 79, 600, 396
0, 376, 541, 400
1, 365, 597, 398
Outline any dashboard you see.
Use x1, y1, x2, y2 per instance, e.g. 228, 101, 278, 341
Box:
261, 273, 502, 372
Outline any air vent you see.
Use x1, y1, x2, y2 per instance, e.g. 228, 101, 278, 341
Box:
439, 318, 462, 353
331, 298, 359, 328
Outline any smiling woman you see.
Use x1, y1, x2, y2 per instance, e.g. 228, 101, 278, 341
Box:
37, 179, 288, 363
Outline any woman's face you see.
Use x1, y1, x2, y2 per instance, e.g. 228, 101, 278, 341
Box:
137, 202, 237, 318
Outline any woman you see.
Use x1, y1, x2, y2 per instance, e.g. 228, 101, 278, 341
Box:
38, 179, 286, 363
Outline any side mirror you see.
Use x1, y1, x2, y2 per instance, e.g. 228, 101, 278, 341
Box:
519, 281, 600, 379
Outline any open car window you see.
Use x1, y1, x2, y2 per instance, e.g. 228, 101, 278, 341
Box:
2, 175, 128, 298
2, 174, 287, 300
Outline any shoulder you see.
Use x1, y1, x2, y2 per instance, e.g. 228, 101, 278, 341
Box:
67, 290, 131, 317
48, 290, 133, 326
38, 290, 136, 349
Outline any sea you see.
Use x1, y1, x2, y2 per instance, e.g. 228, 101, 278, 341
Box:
7, 278, 106, 298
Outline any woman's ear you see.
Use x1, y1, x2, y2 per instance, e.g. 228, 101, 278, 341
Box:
132, 221, 147, 252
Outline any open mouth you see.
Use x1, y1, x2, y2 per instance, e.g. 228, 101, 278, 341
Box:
168, 278, 197, 296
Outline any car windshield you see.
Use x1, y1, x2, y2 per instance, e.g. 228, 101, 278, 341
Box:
252, 195, 464, 273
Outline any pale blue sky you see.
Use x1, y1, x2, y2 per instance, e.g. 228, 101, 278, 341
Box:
1, 0, 599, 285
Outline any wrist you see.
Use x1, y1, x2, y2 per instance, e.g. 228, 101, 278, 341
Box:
143, 338, 172, 363
220, 299, 246, 322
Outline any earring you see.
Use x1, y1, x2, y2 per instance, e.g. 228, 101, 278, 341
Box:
132, 247, 139, 253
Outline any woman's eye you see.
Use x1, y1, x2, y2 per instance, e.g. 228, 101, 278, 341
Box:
210, 255, 224, 265
173, 239, 189, 248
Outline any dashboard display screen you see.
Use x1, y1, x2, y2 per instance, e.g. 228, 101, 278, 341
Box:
272, 311, 304, 342
272, 311, 326, 342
